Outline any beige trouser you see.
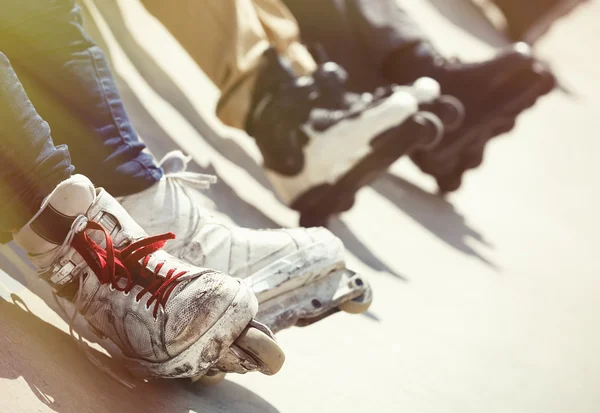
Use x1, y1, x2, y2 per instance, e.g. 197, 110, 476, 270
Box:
141, 0, 317, 129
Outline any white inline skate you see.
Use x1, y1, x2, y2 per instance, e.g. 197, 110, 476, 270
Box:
118, 152, 374, 386
12, 174, 284, 383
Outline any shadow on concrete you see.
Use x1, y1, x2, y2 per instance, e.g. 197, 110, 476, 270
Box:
0, 293, 280, 413
328, 218, 409, 281
371, 173, 498, 269
361, 310, 382, 322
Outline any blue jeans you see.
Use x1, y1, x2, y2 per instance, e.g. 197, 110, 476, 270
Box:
0, 0, 162, 198
0, 52, 74, 236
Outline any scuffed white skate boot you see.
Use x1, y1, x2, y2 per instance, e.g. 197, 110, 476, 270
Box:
13, 174, 284, 381
119, 154, 372, 330
118, 155, 372, 385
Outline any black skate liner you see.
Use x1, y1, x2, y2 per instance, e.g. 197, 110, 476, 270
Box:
293, 114, 440, 227
412, 64, 556, 193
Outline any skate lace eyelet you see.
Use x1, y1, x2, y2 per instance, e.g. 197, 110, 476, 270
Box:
109, 284, 116, 292
123, 291, 130, 297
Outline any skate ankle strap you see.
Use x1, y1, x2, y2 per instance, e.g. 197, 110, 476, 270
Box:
28, 206, 85, 295
32, 211, 91, 295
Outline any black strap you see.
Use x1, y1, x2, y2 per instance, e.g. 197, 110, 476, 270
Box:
30, 205, 76, 245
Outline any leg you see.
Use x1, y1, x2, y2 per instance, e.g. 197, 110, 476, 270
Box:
251, 0, 316, 76
491, 0, 588, 43
285, 0, 556, 192
283, 0, 427, 93
140, 0, 316, 128
0, 0, 162, 196
0, 51, 282, 381
0, 51, 73, 240
140, 0, 440, 222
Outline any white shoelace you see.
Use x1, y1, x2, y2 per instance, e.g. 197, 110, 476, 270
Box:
158, 150, 217, 189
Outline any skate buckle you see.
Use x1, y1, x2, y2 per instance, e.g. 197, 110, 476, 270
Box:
43, 260, 78, 292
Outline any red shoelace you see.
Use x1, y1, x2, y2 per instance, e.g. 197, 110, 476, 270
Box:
72, 221, 188, 317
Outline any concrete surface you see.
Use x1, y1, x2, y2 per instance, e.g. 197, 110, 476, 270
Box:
2, 0, 600, 412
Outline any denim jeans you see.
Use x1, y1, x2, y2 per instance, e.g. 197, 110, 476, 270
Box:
282, 0, 427, 93
0, 52, 74, 237
0, 0, 162, 198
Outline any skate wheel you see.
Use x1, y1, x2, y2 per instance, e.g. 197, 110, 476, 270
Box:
491, 117, 517, 137
190, 371, 226, 386
234, 325, 285, 376
463, 153, 484, 170
339, 284, 373, 315
298, 194, 355, 228
436, 95, 465, 132
437, 174, 463, 193
299, 213, 329, 228
462, 146, 485, 170
413, 111, 444, 151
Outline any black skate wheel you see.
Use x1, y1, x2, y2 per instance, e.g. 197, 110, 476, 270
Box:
337, 195, 356, 214
298, 192, 356, 228
463, 141, 487, 170
437, 174, 463, 193
299, 213, 329, 228
463, 152, 484, 170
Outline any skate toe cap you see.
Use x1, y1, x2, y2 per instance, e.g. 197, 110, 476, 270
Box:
164, 272, 256, 354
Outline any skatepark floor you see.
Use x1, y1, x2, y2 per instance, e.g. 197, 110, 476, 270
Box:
1, 1, 599, 412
